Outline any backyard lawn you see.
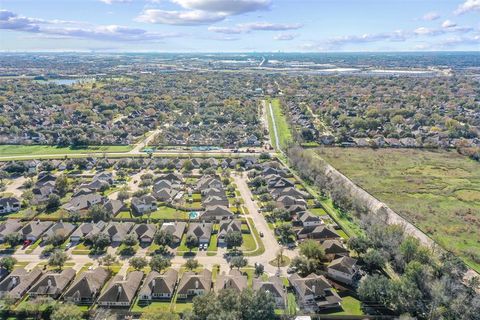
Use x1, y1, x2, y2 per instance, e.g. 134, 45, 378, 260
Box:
317, 147, 480, 272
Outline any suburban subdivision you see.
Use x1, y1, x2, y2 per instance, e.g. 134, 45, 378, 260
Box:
0, 52, 478, 320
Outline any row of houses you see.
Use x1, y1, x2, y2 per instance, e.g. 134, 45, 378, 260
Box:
0, 218, 245, 249
0, 266, 348, 312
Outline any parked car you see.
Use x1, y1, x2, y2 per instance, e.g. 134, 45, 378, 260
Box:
259, 231, 264, 238
22, 240, 32, 249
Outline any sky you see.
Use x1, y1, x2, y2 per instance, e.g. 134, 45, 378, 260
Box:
0, 0, 479, 52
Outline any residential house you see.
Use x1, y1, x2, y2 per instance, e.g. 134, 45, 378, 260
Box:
131, 195, 157, 214
196, 176, 222, 191
176, 270, 212, 299
63, 193, 105, 212
200, 205, 233, 221
94, 172, 114, 185
42, 221, 76, 242
20, 221, 54, 242
130, 224, 157, 244
276, 195, 307, 209
297, 211, 324, 227
252, 276, 286, 307
322, 240, 349, 259
289, 273, 342, 311
138, 269, 178, 302
103, 222, 134, 243
152, 187, 178, 203
266, 176, 294, 189
327, 256, 360, 285
104, 199, 126, 216
296, 225, 340, 241
203, 196, 229, 208
29, 268, 76, 299
201, 188, 226, 199
217, 219, 242, 246
271, 187, 307, 200
214, 270, 247, 293
63, 267, 110, 305
97, 271, 144, 307
159, 222, 186, 245
0, 197, 20, 215
70, 221, 106, 242
0, 268, 42, 300
0, 219, 23, 242
187, 222, 212, 245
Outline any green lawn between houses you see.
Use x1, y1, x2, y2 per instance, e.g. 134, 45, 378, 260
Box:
316, 147, 480, 273
0, 144, 132, 156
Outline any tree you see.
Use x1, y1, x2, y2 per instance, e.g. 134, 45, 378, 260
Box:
185, 258, 199, 271
91, 232, 111, 252
357, 274, 394, 308
51, 303, 83, 320
154, 230, 173, 247
0, 257, 17, 272
275, 222, 295, 244
363, 248, 387, 272
230, 256, 247, 270
240, 288, 276, 320
299, 240, 325, 261
117, 190, 130, 201
45, 233, 65, 246
4, 232, 22, 248
186, 234, 198, 252
225, 231, 243, 250
100, 253, 117, 270
123, 233, 138, 247
150, 255, 171, 273
48, 250, 68, 270
89, 204, 111, 222
254, 263, 264, 277
46, 194, 61, 211
129, 257, 148, 270
55, 174, 69, 197
347, 236, 370, 254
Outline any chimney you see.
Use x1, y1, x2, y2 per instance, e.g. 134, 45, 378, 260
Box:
47, 278, 52, 287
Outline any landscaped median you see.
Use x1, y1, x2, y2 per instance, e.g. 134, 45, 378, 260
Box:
242, 217, 265, 257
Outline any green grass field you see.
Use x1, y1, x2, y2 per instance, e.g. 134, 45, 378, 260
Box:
316, 147, 480, 272
268, 98, 293, 150
0, 144, 132, 157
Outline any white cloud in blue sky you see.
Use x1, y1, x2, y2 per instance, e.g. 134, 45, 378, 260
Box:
0, 0, 479, 52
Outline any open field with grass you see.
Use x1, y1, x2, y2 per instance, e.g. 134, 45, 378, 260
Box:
316, 147, 480, 272
270, 98, 292, 149
0, 144, 132, 156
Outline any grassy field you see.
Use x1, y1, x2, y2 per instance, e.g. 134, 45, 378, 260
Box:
316, 147, 480, 272
0, 144, 132, 156
269, 98, 293, 150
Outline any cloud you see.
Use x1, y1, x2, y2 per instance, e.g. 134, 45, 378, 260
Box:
207, 26, 243, 34
273, 33, 297, 41
441, 20, 457, 28
454, 0, 480, 15
171, 0, 271, 15
237, 22, 302, 31
439, 34, 480, 47
327, 30, 408, 46
136, 9, 225, 25
0, 9, 182, 42
422, 11, 441, 21
99, 0, 132, 4
414, 25, 472, 36
208, 21, 303, 34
